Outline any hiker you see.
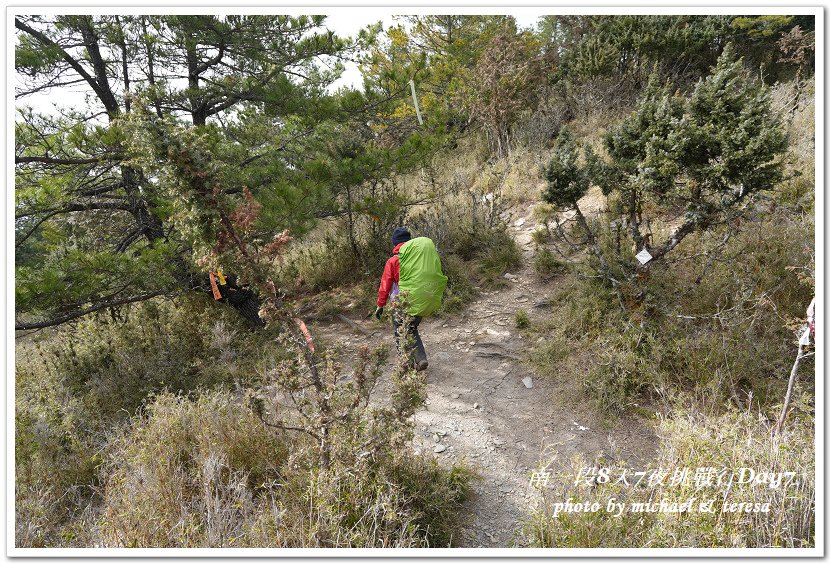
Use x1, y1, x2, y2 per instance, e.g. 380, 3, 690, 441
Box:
374, 227, 447, 371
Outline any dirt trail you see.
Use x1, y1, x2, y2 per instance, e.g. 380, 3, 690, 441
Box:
311, 197, 657, 547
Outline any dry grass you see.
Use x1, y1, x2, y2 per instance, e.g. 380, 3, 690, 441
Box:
95, 389, 472, 548
526, 402, 815, 548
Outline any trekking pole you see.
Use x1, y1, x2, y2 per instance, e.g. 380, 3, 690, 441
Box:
775, 345, 805, 435
776, 296, 816, 435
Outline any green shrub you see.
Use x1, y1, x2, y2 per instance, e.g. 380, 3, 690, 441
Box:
515, 309, 530, 329
279, 234, 364, 294
526, 334, 569, 377
17, 297, 266, 424
531, 226, 552, 245
439, 254, 479, 314
551, 275, 618, 340
534, 248, 566, 278
477, 229, 522, 286
584, 324, 663, 414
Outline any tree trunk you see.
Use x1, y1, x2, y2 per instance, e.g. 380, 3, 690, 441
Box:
213, 276, 265, 328
226, 289, 264, 328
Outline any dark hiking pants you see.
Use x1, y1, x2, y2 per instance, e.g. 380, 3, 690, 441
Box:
392, 312, 427, 365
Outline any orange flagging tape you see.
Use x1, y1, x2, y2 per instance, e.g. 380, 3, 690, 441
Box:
295, 318, 315, 353
209, 272, 222, 300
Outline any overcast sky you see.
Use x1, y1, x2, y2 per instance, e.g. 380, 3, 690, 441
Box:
15, 12, 546, 116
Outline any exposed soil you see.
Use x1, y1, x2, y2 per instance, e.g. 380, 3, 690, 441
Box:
310, 194, 658, 547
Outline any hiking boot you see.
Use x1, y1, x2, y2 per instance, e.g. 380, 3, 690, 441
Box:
415, 358, 429, 371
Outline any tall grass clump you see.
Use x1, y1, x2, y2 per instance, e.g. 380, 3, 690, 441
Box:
97, 391, 287, 547
15, 296, 274, 547
96, 388, 471, 548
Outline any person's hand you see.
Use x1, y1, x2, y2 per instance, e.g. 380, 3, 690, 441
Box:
374, 306, 384, 320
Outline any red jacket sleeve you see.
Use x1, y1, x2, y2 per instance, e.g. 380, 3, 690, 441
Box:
377, 255, 400, 307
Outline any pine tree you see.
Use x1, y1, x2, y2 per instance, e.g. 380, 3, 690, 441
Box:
543, 44, 789, 310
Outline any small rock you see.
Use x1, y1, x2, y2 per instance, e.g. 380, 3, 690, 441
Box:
451, 393, 460, 399
522, 377, 533, 389
517, 296, 528, 302
432, 434, 441, 443
486, 328, 510, 337
442, 323, 448, 328
436, 430, 447, 436
473, 402, 480, 409
503, 272, 517, 279
433, 444, 447, 453
514, 217, 526, 227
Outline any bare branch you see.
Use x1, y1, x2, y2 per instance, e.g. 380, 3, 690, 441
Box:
15, 289, 169, 331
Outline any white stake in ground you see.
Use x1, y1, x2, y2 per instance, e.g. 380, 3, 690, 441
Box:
409, 79, 423, 125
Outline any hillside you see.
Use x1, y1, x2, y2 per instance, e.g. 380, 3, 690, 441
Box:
14, 13, 816, 551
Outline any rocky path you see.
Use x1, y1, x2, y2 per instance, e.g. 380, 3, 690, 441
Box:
311, 199, 657, 547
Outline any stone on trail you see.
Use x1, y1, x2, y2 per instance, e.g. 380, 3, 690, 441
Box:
522, 376, 533, 388
485, 328, 510, 337
451, 393, 460, 399
433, 444, 447, 453
503, 272, 517, 279
514, 217, 526, 227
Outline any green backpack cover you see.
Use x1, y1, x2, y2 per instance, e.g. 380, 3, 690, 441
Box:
397, 237, 448, 317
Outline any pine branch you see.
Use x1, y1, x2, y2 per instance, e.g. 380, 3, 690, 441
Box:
15, 289, 169, 331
